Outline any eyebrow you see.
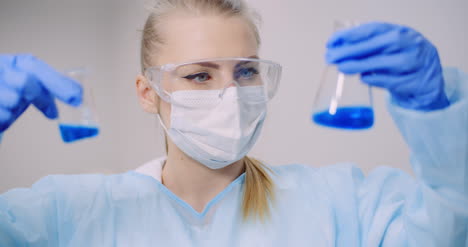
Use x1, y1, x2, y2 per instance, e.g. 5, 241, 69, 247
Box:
197, 62, 220, 69
237, 56, 260, 66
192, 56, 259, 69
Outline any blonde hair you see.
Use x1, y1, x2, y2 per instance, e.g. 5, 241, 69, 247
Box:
141, 0, 274, 221
140, 0, 261, 71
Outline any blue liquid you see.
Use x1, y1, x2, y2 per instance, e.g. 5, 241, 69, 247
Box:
312, 106, 374, 130
59, 124, 99, 143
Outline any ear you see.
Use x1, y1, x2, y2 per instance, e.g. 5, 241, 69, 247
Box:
136, 74, 159, 114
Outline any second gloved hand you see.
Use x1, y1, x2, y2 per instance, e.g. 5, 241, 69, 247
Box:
325, 22, 450, 111
0, 55, 83, 132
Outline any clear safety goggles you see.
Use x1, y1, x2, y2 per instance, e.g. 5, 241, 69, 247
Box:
144, 57, 282, 106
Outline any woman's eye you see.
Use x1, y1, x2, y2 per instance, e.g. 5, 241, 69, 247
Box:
183, 72, 212, 83
235, 67, 259, 80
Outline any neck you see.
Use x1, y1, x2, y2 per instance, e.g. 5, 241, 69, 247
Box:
162, 143, 245, 213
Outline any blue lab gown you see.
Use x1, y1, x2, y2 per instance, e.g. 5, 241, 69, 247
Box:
1, 68, 467, 246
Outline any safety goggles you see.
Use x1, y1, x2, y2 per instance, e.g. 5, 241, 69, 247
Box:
144, 57, 282, 106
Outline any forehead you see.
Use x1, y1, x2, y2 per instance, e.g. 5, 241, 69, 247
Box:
156, 11, 258, 65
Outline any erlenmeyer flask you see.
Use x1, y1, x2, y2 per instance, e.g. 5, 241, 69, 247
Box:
56, 68, 100, 143
312, 20, 374, 130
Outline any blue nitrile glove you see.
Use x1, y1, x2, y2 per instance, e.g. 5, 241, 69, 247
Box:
0, 54, 82, 132
325, 22, 450, 111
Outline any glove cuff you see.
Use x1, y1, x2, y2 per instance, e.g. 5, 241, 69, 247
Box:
391, 86, 450, 111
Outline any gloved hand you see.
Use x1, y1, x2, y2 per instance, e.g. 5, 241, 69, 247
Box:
325, 22, 450, 111
0, 54, 82, 132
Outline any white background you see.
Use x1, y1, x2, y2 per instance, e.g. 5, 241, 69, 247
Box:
1, 0, 467, 193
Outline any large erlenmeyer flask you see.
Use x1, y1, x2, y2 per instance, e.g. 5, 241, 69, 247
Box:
312, 21, 374, 130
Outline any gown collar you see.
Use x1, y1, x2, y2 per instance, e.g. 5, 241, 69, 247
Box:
133, 157, 246, 219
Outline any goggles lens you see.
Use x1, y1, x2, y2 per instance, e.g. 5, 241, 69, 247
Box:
145, 58, 282, 105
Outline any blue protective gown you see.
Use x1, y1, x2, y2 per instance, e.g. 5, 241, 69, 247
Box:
1, 68, 467, 247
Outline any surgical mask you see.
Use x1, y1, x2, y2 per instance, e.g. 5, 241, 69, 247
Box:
157, 86, 267, 169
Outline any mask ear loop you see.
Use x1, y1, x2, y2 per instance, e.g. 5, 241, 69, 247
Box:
156, 114, 169, 132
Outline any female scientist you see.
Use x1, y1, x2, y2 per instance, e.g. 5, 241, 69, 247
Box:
1, 0, 467, 246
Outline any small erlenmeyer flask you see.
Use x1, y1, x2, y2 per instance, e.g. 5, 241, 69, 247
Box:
56, 68, 100, 143
312, 20, 374, 130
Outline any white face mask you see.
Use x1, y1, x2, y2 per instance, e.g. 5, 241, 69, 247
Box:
158, 86, 267, 169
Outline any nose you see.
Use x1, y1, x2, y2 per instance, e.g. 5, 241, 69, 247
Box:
224, 80, 238, 88
220, 68, 239, 89
218, 80, 240, 98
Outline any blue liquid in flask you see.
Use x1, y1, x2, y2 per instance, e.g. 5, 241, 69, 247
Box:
59, 124, 99, 143
312, 106, 374, 130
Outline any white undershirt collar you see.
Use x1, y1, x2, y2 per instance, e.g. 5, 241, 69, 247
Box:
134, 156, 166, 182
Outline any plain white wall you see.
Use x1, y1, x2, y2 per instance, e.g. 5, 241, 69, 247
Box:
1, 0, 467, 193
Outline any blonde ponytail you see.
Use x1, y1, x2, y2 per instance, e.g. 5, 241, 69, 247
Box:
243, 156, 275, 221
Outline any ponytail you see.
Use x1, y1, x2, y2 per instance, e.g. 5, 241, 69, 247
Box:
242, 156, 275, 221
